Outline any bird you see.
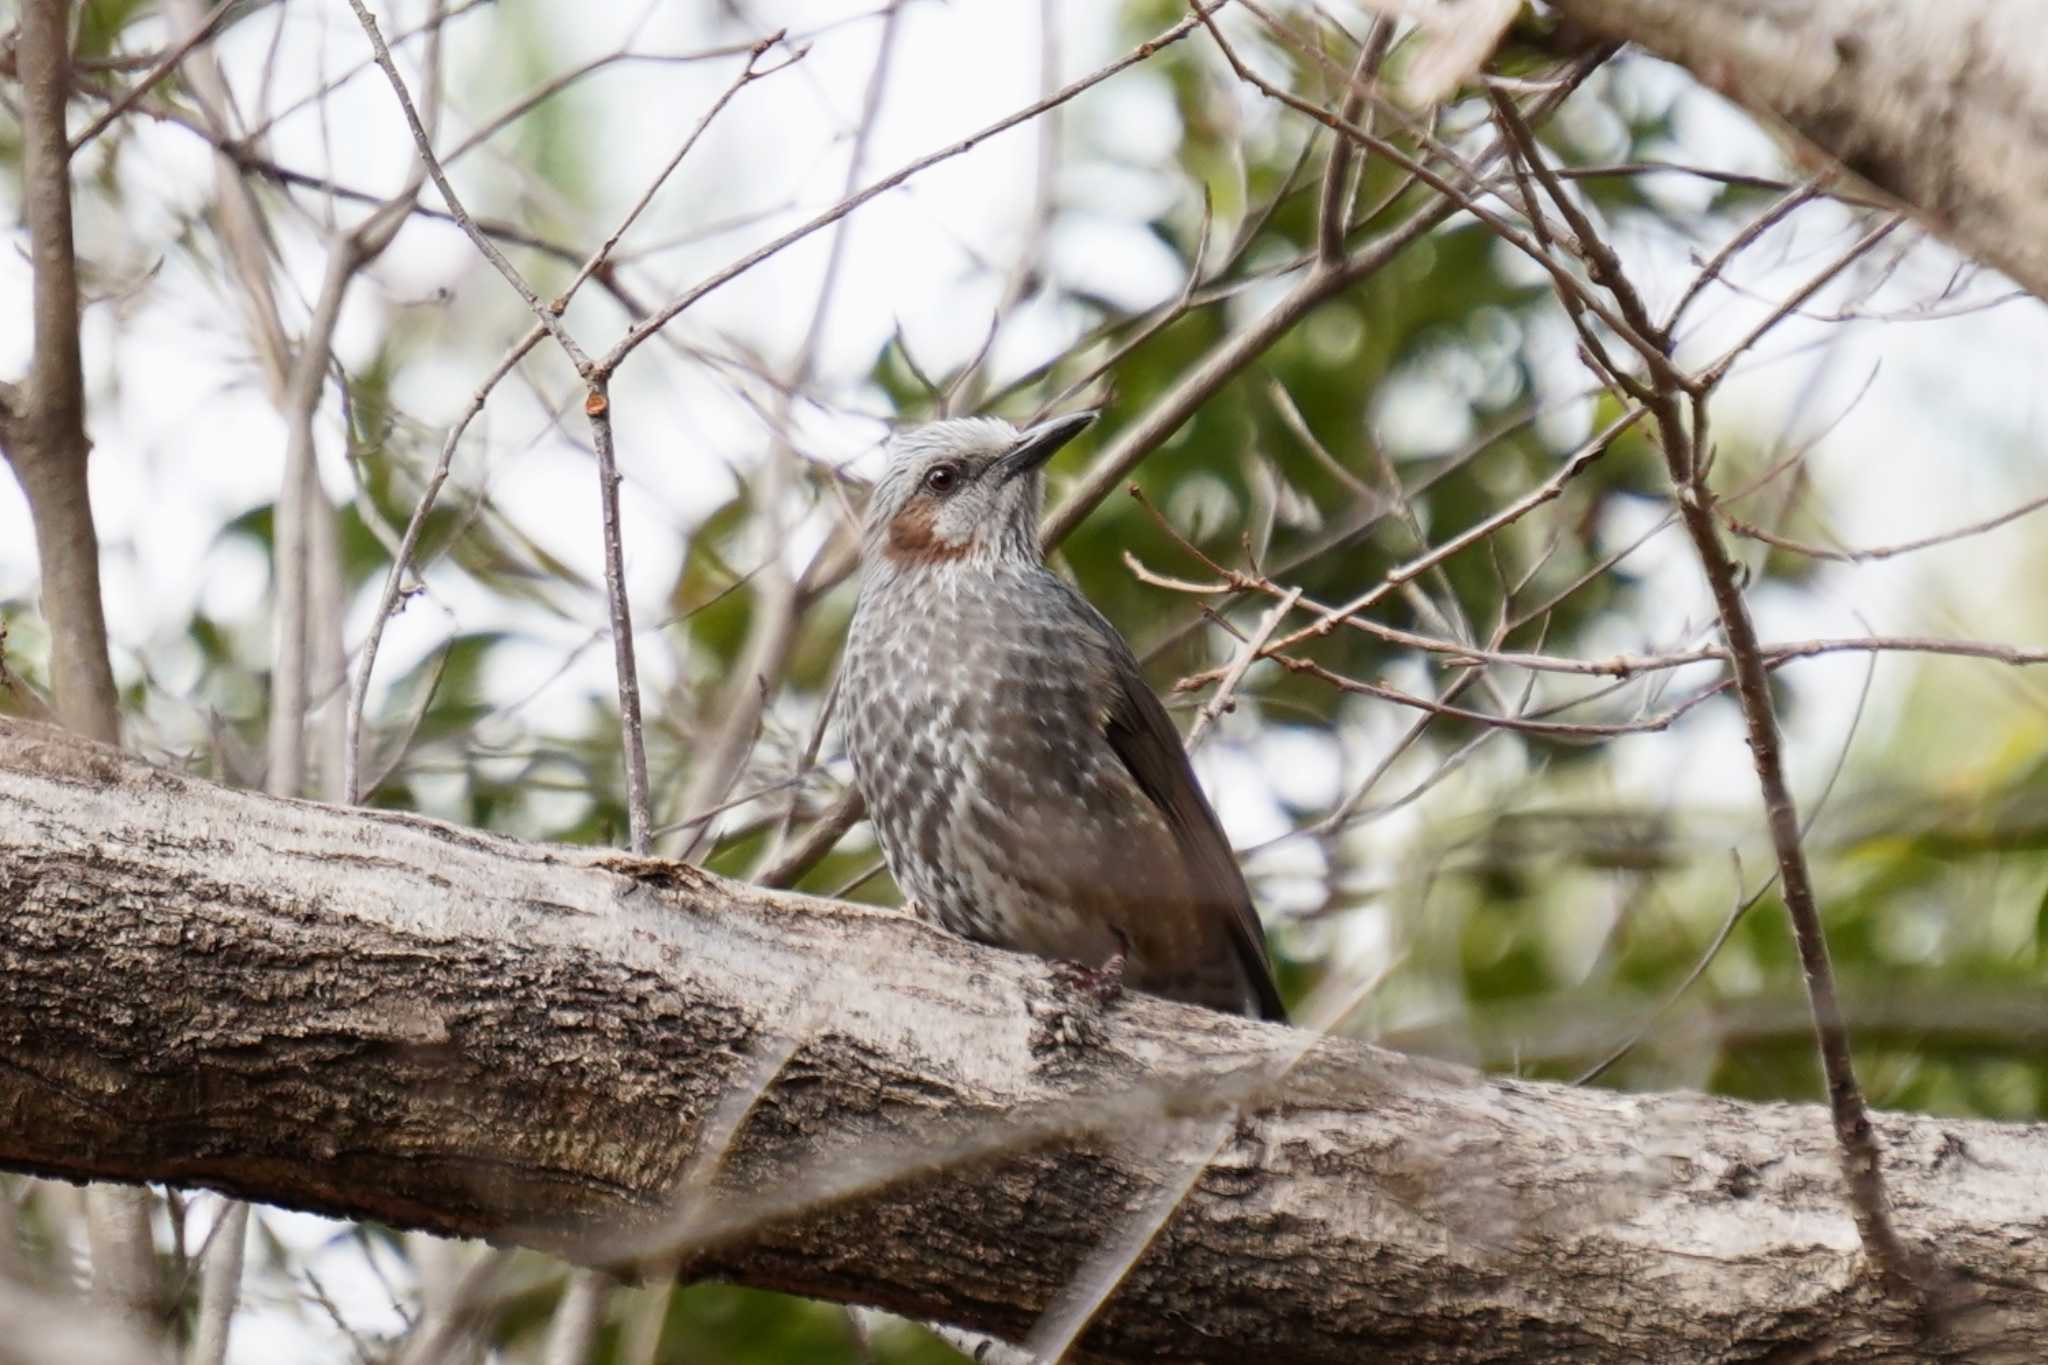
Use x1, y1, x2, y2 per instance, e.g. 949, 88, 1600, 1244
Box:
839, 411, 1287, 1023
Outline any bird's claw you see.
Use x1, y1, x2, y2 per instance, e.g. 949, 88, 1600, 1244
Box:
1051, 950, 1126, 1008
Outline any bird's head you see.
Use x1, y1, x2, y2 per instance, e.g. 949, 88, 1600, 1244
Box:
861, 412, 1096, 571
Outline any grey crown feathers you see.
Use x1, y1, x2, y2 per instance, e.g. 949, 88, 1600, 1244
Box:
840, 412, 1286, 1022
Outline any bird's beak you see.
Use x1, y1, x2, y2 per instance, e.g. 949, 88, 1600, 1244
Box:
995, 410, 1098, 484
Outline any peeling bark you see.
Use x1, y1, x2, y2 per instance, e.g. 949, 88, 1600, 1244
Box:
1552, 0, 2048, 300
0, 717, 2045, 1362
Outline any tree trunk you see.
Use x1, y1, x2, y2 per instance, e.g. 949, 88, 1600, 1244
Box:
0, 716, 2043, 1362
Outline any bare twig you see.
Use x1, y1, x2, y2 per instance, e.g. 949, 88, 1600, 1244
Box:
554, 36, 795, 313
1201, 10, 1675, 389
1668, 468, 1917, 1287
1275, 655, 1729, 738
345, 0, 593, 375
584, 383, 653, 854
1035, 186, 1214, 421
239, 0, 496, 143
1315, 21, 1393, 265
949, 0, 1065, 411
1180, 26, 1930, 1285
1723, 487, 2048, 563
341, 35, 780, 809
1185, 588, 1302, 748
1664, 179, 1828, 334
441, 41, 776, 169
343, 327, 542, 803
1131, 547, 2048, 678
599, 5, 1223, 376
755, 786, 866, 889
154, 0, 448, 805
1041, 47, 1610, 551
1697, 216, 1908, 389
66, 0, 240, 153
1577, 639, 1879, 1086
267, 254, 363, 798
682, 11, 899, 858
1172, 408, 1644, 692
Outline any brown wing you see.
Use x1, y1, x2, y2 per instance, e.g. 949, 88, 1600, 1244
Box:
1101, 660, 1288, 1023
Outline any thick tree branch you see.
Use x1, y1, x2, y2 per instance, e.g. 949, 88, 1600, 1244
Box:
1, 717, 2044, 1364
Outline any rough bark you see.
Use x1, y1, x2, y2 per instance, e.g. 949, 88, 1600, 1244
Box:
1551, 0, 2048, 301
0, 719, 2045, 1361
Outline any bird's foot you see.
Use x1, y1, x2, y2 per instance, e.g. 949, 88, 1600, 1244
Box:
1050, 950, 1126, 1008
1031, 935, 1129, 1058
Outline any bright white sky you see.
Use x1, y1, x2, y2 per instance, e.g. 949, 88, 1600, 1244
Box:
5, 1, 2048, 1359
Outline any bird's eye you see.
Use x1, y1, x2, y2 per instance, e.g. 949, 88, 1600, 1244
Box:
923, 463, 961, 495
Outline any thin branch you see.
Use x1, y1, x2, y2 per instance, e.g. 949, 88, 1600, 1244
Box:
1275, 655, 1729, 738
680, 12, 897, 857
755, 787, 866, 889
1040, 46, 1610, 550
1664, 179, 1828, 334
949, 0, 1066, 410
344, 0, 593, 375
1577, 639, 1879, 1086
1723, 488, 2048, 563
1697, 216, 1908, 389
1036, 186, 1213, 421
440, 41, 776, 169
88, 93, 604, 278
239, 0, 496, 143
1495, 77, 1917, 1286
1669, 474, 1918, 1288
343, 327, 541, 804
1202, 8, 1677, 391
1185, 588, 1301, 748
1130, 549, 2048, 677
599, 4, 1223, 376
1315, 20, 1392, 265
267, 253, 354, 799
267, 2, 446, 799
163, 0, 295, 397
65, 0, 240, 153
553, 37, 795, 314
341, 36, 779, 809
1172, 407, 1644, 692
584, 382, 653, 854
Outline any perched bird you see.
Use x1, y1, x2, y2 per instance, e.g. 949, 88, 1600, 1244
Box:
841, 412, 1287, 1022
